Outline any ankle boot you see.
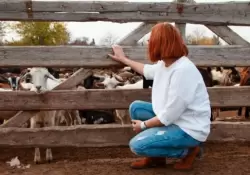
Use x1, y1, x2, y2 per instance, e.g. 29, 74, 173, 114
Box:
130, 157, 166, 169
173, 146, 201, 170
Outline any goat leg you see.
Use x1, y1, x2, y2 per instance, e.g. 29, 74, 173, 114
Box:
46, 148, 53, 163
74, 110, 82, 125
34, 147, 41, 164
238, 107, 242, 117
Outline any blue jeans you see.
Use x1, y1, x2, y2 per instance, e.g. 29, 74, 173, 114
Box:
129, 100, 201, 158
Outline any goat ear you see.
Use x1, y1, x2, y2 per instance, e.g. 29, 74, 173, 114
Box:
47, 73, 59, 82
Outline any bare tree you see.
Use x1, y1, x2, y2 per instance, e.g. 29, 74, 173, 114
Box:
99, 32, 119, 46
187, 27, 206, 45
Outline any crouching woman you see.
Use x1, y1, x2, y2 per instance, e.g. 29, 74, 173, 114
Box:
108, 22, 211, 170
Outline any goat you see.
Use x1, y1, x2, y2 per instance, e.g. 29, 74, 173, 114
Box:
80, 110, 115, 124
211, 67, 241, 86
209, 67, 242, 119
20, 67, 81, 164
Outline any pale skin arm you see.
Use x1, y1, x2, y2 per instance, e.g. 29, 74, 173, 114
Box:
108, 44, 164, 133
108, 45, 144, 75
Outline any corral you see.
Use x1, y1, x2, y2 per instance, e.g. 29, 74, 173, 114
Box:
0, 0, 250, 174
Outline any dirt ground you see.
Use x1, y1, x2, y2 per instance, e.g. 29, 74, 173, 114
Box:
0, 142, 250, 175
1, 110, 250, 175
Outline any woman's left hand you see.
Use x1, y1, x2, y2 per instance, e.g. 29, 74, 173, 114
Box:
131, 120, 142, 133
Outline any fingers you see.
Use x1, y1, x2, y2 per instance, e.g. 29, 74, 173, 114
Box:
112, 44, 120, 48
108, 54, 119, 60
108, 54, 115, 58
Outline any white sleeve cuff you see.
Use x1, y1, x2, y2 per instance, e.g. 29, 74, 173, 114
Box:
143, 64, 155, 80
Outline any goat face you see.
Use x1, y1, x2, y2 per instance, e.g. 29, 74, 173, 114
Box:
7, 76, 20, 90
96, 74, 125, 89
83, 75, 104, 89
21, 67, 58, 93
228, 68, 241, 84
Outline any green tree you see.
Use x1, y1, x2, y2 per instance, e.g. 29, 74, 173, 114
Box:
9, 22, 70, 45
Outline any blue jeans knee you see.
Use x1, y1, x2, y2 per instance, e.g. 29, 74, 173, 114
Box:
129, 100, 155, 121
129, 124, 201, 158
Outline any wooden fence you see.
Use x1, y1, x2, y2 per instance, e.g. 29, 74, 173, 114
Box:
0, 0, 250, 148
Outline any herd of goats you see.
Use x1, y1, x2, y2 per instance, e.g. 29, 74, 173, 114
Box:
0, 65, 250, 163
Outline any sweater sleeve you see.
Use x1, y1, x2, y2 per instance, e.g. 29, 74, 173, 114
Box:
157, 69, 197, 126
143, 62, 159, 80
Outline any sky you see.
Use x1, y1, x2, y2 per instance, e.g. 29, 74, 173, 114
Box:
5, 0, 250, 45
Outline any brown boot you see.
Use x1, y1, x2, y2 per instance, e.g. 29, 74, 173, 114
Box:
173, 146, 200, 171
130, 157, 166, 169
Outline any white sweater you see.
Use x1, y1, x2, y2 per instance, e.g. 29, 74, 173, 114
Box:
143, 56, 211, 142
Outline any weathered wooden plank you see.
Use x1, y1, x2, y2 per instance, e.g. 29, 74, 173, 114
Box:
0, 86, 250, 111
0, 45, 249, 67
118, 23, 156, 46
175, 23, 186, 43
0, 111, 37, 128
53, 68, 93, 90
0, 69, 92, 128
1, 1, 249, 14
1, 11, 250, 26
174, 0, 191, 43
0, 122, 248, 147
205, 25, 250, 46
0, 0, 27, 12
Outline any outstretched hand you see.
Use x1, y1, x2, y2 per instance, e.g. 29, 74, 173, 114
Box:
108, 45, 127, 63
131, 120, 142, 133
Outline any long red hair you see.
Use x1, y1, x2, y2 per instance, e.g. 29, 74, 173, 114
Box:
148, 22, 188, 63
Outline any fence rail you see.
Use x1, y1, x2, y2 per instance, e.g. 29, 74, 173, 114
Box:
0, 1, 249, 25
0, 87, 249, 111
0, 122, 248, 147
0, 45, 249, 67
1, 1, 246, 12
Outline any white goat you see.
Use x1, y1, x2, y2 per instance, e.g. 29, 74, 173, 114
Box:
21, 67, 81, 163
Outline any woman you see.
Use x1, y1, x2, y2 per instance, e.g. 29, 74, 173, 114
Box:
108, 22, 211, 170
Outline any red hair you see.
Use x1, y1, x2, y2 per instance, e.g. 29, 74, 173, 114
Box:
148, 22, 188, 63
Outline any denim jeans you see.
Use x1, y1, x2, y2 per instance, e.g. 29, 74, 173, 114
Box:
129, 100, 201, 158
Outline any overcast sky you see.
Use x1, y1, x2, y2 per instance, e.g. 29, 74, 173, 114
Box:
5, 0, 250, 45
